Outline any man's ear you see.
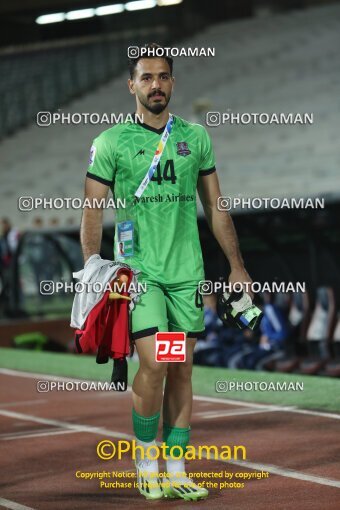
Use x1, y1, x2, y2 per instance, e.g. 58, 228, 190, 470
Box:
127, 78, 135, 95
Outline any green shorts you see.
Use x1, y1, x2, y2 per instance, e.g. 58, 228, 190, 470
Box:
131, 280, 205, 340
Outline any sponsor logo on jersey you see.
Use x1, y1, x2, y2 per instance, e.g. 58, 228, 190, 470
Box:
88, 145, 96, 165
176, 141, 191, 157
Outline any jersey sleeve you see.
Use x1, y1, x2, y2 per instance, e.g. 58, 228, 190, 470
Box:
198, 126, 216, 176
86, 133, 116, 186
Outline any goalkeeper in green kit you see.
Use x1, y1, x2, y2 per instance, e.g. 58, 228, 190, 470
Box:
80, 43, 253, 501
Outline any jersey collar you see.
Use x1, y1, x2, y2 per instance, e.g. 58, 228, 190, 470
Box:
132, 112, 175, 134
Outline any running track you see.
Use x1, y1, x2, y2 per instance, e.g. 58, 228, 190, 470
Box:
0, 369, 339, 510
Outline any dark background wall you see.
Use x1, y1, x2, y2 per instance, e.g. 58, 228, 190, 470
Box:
0, 0, 337, 47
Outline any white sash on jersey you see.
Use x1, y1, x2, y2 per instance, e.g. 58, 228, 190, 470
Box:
134, 114, 174, 199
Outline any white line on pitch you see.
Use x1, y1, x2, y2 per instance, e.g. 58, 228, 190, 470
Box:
194, 394, 282, 408
1, 429, 80, 440
197, 401, 216, 407
0, 369, 95, 383
0, 400, 47, 408
284, 407, 340, 420
224, 458, 340, 489
0, 409, 132, 440
0, 427, 56, 438
193, 395, 340, 420
1, 368, 340, 421
0, 497, 36, 510
195, 406, 295, 419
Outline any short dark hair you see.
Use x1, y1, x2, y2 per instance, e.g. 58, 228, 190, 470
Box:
128, 42, 173, 79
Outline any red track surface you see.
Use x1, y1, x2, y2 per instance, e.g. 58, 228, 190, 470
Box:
1, 371, 340, 510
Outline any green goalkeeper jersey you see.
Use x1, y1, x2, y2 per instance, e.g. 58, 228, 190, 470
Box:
86, 114, 216, 284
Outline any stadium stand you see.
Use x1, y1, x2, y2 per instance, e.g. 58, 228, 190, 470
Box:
0, 3, 340, 230
0, 28, 169, 139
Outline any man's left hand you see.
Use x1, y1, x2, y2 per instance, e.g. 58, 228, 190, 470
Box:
228, 267, 254, 300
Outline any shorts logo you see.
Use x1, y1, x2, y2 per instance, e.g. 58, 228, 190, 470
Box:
176, 141, 191, 157
155, 332, 186, 362
88, 145, 96, 165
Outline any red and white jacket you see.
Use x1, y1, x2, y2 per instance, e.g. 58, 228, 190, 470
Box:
71, 255, 141, 360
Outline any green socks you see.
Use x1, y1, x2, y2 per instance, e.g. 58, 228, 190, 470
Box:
163, 422, 190, 456
132, 408, 160, 442
131, 409, 191, 454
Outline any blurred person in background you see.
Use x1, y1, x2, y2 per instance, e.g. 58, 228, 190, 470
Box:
194, 293, 259, 369
0, 218, 20, 269
240, 292, 289, 370
0, 218, 20, 316
259, 291, 289, 351
194, 294, 224, 366
27, 217, 58, 299
203, 293, 221, 342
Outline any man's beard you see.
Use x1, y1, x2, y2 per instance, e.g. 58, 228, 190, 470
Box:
138, 90, 171, 114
